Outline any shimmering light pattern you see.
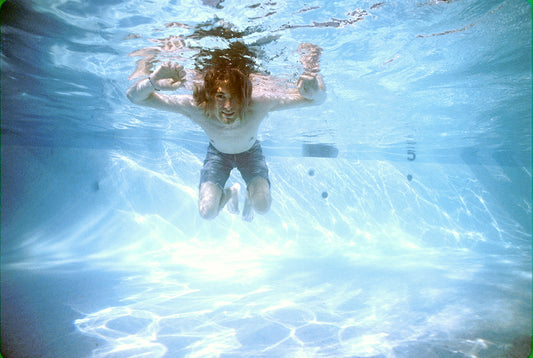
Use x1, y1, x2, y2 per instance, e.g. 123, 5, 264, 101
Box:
1, 0, 530, 357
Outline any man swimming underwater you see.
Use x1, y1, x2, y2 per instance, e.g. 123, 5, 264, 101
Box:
126, 43, 325, 221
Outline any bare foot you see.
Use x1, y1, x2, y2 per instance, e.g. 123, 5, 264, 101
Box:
225, 183, 240, 215
242, 195, 254, 222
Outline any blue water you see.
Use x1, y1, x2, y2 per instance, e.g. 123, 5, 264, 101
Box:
1, 0, 531, 357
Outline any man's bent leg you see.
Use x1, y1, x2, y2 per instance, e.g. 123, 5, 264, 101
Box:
247, 176, 271, 214
199, 182, 224, 220
199, 182, 240, 219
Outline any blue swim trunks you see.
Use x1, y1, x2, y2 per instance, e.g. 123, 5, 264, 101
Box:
199, 140, 270, 190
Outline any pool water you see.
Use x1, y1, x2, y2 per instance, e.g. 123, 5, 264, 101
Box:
1, 0, 531, 357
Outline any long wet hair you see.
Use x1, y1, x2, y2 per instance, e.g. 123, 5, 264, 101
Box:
193, 66, 252, 119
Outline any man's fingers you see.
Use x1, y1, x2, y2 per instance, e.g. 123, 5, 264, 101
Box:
301, 72, 314, 78
298, 74, 318, 87
152, 62, 185, 89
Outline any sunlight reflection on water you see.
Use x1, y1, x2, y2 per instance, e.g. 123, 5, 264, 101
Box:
1, 0, 531, 357
71, 242, 529, 357
0, 142, 518, 357
1, 140, 530, 356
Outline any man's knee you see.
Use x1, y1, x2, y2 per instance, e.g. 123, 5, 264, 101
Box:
252, 195, 271, 214
199, 182, 222, 220
199, 203, 219, 220
248, 177, 271, 214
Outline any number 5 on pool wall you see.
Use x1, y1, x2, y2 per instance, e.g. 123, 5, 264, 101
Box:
407, 149, 416, 161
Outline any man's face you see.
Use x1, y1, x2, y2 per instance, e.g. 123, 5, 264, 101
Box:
213, 85, 241, 124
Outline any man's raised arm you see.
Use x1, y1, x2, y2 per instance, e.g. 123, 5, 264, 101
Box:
252, 43, 326, 112
126, 62, 198, 115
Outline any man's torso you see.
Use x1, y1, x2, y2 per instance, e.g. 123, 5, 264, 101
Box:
191, 103, 268, 154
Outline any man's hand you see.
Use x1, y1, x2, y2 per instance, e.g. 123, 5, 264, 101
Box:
297, 72, 326, 100
150, 61, 186, 91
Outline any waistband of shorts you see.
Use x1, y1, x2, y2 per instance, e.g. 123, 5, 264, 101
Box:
208, 140, 260, 155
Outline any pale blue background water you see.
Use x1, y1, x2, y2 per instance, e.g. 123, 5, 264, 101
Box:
1, 0, 531, 357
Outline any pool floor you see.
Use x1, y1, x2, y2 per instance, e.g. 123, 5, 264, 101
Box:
1, 144, 531, 358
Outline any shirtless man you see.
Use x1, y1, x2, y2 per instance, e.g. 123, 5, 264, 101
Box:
126, 45, 325, 221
